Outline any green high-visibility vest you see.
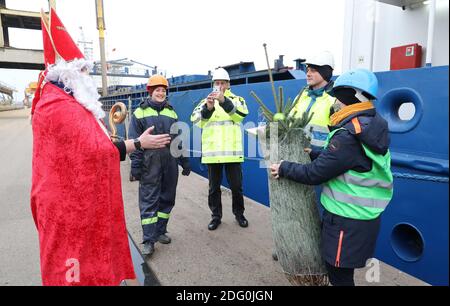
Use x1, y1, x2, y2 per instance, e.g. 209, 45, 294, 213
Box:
190, 89, 248, 164
289, 88, 335, 147
320, 128, 394, 220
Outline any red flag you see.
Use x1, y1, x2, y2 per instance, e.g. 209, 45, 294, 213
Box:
41, 17, 55, 67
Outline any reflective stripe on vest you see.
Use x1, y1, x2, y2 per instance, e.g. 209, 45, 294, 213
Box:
134, 106, 178, 120
337, 172, 393, 189
305, 123, 330, 147
322, 186, 390, 209
311, 138, 327, 148
205, 120, 235, 128
320, 128, 393, 220
202, 151, 244, 157
201, 155, 245, 164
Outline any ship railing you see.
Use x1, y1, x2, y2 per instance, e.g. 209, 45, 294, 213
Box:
102, 97, 145, 115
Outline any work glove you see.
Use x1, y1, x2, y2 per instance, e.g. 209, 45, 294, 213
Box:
182, 167, 191, 176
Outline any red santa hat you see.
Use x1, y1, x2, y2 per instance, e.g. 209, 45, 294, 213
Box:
32, 8, 85, 114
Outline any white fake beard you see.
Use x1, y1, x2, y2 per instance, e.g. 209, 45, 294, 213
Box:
45, 59, 106, 119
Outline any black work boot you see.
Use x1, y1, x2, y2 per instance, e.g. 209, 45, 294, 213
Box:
157, 234, 172, 244
142, 242, 155, 256
236, 215, 248, 228
208, 219, 221, 231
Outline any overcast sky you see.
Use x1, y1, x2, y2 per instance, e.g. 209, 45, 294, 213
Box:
1, 0, 346, 101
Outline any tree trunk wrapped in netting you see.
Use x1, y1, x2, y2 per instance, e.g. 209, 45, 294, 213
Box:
251, 74, 328, 285
265, 128, 327, 286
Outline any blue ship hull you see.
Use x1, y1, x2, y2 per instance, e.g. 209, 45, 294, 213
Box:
102, 66, 449, 285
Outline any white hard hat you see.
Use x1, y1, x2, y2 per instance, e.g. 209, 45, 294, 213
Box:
212, 68, 230, 81
305, 51, 335, 70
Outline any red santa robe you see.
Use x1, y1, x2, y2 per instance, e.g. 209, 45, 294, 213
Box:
31, 83, 135, 285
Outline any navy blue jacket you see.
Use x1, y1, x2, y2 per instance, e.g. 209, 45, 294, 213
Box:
279, 108, 390, 185
129, 99, 190, 177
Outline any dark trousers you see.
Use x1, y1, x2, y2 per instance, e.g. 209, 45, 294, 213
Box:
207, 163, 244, 220
139, 151, 178, 244
325, 262, 355, 286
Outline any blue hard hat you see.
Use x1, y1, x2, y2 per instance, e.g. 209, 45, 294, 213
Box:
331, 68, 379, 99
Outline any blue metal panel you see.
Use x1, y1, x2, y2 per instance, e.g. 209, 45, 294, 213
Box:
372, 66, 449, 285
168, 75, 210, 86
376, 66, 449, 157
376, 175, 449, 285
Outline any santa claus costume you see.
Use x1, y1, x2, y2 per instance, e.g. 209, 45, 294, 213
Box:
30, 8, 135, 286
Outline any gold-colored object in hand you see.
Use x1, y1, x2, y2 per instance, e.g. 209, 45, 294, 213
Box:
109, 102, 127, 142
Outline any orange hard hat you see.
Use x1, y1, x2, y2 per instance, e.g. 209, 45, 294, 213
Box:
147, 75, 169, 92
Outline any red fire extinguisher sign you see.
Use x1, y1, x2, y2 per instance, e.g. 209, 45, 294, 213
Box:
390, 44, 422, 70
